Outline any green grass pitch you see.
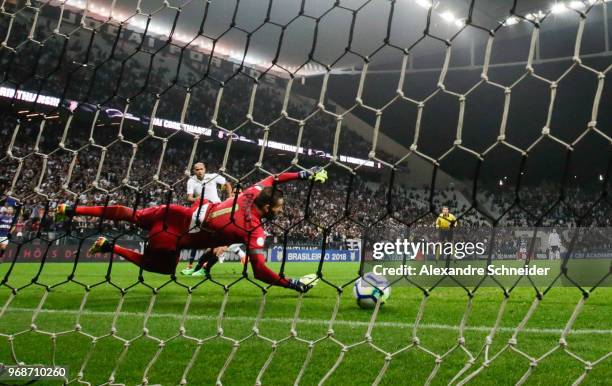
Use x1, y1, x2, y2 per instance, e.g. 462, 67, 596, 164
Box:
0, 262, 610, 385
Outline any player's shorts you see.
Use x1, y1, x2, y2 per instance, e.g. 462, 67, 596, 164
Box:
439, 229, 453, 242
551, 246, 560, 252
189, 203, 209, 232
0, 238, 8, 248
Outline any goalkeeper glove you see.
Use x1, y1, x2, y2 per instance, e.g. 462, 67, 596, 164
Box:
287, 278, 314, 293
298, 167, 328, 183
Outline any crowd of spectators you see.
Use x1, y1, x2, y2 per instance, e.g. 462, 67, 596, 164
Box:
1, 118, 609, 246
2, 12, 382, 162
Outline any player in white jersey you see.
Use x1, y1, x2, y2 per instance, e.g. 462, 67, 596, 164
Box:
186, 162, 232, 204
182, 162, 245, 275
548, 229, 561, 260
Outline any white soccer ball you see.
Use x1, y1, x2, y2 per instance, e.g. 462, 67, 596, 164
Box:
353, 272, 391, 309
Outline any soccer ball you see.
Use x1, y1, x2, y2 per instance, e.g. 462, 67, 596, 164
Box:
353, 272, 391, 308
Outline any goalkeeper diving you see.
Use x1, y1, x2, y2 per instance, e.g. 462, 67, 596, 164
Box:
55, 167, 328, 292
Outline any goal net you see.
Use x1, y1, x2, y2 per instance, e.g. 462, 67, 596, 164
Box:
0, 0, 610, 384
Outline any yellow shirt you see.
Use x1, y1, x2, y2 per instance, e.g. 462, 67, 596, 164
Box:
436, 213, 457, 229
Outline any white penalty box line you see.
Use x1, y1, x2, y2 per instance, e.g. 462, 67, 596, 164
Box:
4, 307, 612, 335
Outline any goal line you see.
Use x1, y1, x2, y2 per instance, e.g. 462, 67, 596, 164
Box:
3, 307, 611, 336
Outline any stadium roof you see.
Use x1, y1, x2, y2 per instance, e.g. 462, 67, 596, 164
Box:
51, 0, 599, 77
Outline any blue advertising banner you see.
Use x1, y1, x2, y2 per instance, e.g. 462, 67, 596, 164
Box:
269, 246, 360, 262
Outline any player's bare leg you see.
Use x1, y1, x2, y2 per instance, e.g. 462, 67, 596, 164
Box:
0, 239, 8, 262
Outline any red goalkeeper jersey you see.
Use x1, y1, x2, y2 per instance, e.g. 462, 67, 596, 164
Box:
202, 172, 299, 252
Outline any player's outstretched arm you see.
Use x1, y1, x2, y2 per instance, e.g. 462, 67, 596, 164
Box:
248, 251, 313, 292
256, 167, 328, 188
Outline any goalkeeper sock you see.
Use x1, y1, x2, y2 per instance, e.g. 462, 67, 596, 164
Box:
113, 244, 143, 266
188, 248, 197, 266
76, 206, 136, 222
194, 249, 214, 271
203, 256, 219, 272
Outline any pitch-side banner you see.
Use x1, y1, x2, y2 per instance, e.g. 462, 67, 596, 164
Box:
269, 246, 360, 263
1, 240, 144, 263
